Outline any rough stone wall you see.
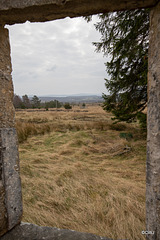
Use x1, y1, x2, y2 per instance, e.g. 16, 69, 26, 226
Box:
0, 0, 159, 25
0, 25, 12, 237
147, 1, 160, 240
0, 134, 7, 237
0, 222, 112, 240
0, 26, 15, 128
0, 26, 22, 237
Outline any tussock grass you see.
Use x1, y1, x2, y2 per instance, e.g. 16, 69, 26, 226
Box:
16, 106, 142, 143
16, 121, 51, 143
16, 104, 146, 240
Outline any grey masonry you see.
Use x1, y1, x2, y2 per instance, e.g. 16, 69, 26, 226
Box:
0, 0, 159, 239
0, 25, 22, 236
147, 2, 160, 240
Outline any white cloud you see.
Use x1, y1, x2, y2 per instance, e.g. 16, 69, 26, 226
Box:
7, 15, 109, 96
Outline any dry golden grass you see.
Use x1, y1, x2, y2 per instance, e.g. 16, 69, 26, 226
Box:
16, 104, 146, 240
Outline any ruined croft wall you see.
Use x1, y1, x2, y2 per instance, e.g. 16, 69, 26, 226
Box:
0, 26, 14, 128
0, 0, 159, 25
0, 26, 22, 237
146, 1, 160, 239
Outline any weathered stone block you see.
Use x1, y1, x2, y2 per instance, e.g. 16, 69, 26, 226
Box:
0, 128, 22, 237
0, 24, 21, 238
147, 1, 160, 239
0, 136, 7, 236
0, 26, 15, 128
0, 222, 112, 240
0, 0, 159, 25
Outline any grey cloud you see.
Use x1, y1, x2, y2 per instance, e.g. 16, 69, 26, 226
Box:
7, 16, 109, 96
47, 65, 57, 72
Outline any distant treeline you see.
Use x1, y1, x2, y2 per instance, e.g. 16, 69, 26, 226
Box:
13, 94, 63, 110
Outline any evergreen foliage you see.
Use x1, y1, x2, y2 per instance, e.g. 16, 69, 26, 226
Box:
45, 100, 62, 109
13, 94, 63, 110
13, 94, 24, 109
22, 95, 31, 108
90, 9, 149, 124
31, 95, 41, 109
64, 103, 72, 109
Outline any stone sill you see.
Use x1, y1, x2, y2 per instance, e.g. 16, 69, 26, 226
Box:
0, 222, 112, 240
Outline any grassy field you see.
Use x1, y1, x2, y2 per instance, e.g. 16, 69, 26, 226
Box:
16, 104, 146, 240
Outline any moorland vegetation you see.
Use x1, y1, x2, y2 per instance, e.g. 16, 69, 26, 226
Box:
16, 104, 146, 240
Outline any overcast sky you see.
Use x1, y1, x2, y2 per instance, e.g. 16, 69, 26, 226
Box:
6, 15, 109, 97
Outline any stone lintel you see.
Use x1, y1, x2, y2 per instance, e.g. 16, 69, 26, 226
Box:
147, 1, 160, 239
0, 0, 159, 25
0, 222, 112, 240
0, 128, 22, 236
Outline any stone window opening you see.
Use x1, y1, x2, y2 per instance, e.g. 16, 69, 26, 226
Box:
0, 1, 160, 239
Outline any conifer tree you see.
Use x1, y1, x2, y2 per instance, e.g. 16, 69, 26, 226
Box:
89, 9, 149, 125
31, 95, 41, 109
22, 94, 31, 108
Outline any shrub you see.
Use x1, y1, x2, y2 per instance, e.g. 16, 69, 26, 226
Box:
137, 112, 147, 130
119, 132, 133, 140
64, 103, 72, 109
110, 123, 126, 131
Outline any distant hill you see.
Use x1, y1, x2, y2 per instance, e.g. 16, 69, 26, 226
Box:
38, 95, 103, 103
